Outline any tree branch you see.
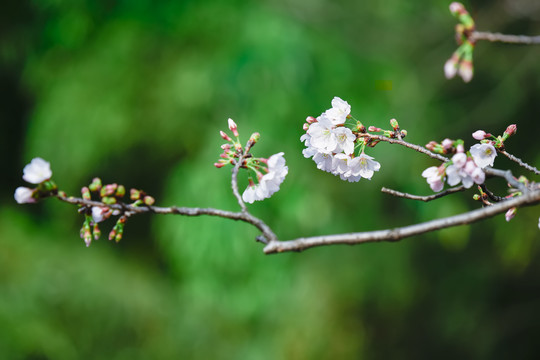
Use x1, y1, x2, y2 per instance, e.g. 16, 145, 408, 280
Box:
381, 186, 465, 201
360, 134, 448, 162
498, 150, 540, 175
263, 186, 540, 254
471, 31, 540, 45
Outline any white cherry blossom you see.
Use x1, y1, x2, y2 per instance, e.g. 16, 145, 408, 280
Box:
324, 97, 351, 125
470, 143, 497, 168
23, 157, 52, 184
14, 187, 35, 204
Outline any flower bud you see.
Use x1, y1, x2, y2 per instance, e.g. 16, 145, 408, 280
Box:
458, 59, 473, 83
228, 118, 239, 137
441, 138, 454, 150
220, 131, 232, 142
444, 53, 459, 79
303, 123, 309, 131
143, 195, 155, 206
214, 162, 226, 168
449, 2, 465, 16
368, 126, 381, 132
504, 124, 517, 137
356, 121, 366, 133
249, 132, 260, 143
426, 141, 438, 151
400, 130, 407, 138
89, 177, 102, 192
505, 207, 517, 222
472, 130, 487, 140
389, 118, 399, 131
115, 185, 125, 197
81, 186, 91, 200
101, 183, 118, 197
130, 188, 141, 200
305, 116, 317, 124
93, 223, 101, 240
472, 194, 481, 201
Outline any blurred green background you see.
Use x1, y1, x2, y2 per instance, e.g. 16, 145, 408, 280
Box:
2, 0, 540, 358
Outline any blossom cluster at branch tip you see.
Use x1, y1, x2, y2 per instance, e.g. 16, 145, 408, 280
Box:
15, 157, 55, 204
301, 97, 382, 182
242, 152, 288, 204
215, 118, 288, 204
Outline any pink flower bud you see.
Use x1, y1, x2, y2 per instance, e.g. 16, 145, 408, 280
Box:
228, 118, 239, 137
303, 123, 309, 131
441, 138, 454, 149
458, 59, 473, 83
368, 126, 381, 132
472, 130, 487, 140
305, 116, 317, 124
456, 144, 465, 153
214, 162, 226, 168
444, 54, 459, 79
220, 130, 232, 142
449, 2, 465, 15
504, 124, 517, 137
221, 143, 231, 151
505, 207, 516, 222
425, 141, 438, 151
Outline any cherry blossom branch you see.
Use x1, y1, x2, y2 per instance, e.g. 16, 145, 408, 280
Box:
55, 192, 278, 243
263, 186, 540, 254
471, 31, 540, 45
360, 134, 448, 162
381, 185, 465, 201
498, 150, 540, 175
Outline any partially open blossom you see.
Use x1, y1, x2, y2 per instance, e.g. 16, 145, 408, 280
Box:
422, 166, 445, 192
14, 187, 36, 204
22, 157, 52, 184
470, 143, 497, 168
242, 152, 288, 204
92, 206, 112, 223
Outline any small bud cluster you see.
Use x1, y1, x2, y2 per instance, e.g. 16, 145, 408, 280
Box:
301, 97, 406, 182
215, 118, 288, 204
78, 177, 155, 246
445, 2, 476, 82
14, 157, 57, 204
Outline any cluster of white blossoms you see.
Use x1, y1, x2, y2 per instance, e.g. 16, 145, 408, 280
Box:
242, 152, 288, 204
14, 157, 53, 204
301, 97, 380, 182
422, 139, 497, 192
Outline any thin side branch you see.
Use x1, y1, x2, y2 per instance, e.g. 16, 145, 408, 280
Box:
471, 31, 540, 45
263, 187, 540, 254
498, 150, 540, 175
484, 167, 527, 192
361, 134, 448, 162
381, 185, 465, 202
